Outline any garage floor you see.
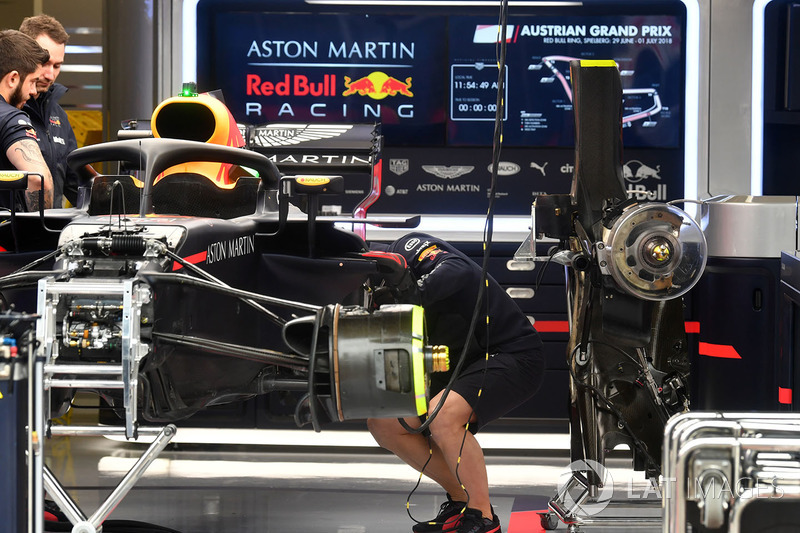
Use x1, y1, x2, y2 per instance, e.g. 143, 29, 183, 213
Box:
40, 423, 663, 533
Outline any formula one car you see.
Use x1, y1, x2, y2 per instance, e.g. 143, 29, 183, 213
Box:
0, 91, 453, 533
0, 92, 446, 440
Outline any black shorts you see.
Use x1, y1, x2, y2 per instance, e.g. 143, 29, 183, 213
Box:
429, 349, 546, 433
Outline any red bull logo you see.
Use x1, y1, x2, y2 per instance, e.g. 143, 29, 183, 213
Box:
380, 76, 414, 97
342, 76, 376, 96
247, 74, 337, 97
418, 245, 445, 261
244, 70, 415, 119
342, 72, 413, 100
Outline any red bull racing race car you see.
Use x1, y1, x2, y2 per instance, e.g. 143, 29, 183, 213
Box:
0, 90, 446, 440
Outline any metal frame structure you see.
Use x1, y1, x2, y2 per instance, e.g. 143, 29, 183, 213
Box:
28, 276, 177, 533
546, 471, 661, 531
663, 411, 800, 533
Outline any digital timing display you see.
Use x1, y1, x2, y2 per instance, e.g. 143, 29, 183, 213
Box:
447, 15, 683, 148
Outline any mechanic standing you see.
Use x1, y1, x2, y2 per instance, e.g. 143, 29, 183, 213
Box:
19, 15, 80, 208
0, 29, 54, 210
367, 232, 545, 533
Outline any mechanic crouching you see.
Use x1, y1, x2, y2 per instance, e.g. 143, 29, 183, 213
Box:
366, 232, 545, 533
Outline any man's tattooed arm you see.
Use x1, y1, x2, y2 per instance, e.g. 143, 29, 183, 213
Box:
6, 138, 54, 209
24, 189, 40, 210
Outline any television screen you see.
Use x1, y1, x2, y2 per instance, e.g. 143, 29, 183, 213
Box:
196, 0, 688, 216
448, 14, 683, 149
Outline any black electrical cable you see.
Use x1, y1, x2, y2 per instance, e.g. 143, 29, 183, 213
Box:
534, 246, 559, 293
567, 341, 662, 475
0, 236, 71, 309
108, 180, 130, 235
405, 0, 511, 523
405, 435, 437, 523
399, 0, 510, 438
583, 339, 650, 374
9, 247, 63, 274
0, 270, 70, 291
556, 271, 663, 479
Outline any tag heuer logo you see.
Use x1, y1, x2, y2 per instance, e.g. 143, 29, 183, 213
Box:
421, 165, 475, 179
389, 159, 409, 175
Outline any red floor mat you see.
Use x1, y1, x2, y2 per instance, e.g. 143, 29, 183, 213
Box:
507, 509, 548, 533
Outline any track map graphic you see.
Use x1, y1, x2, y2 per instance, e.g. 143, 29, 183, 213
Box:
448, 14, 683, 148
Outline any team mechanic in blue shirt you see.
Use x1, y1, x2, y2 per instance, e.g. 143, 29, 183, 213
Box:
20, 14, 81, 208
367, 232, 545, 533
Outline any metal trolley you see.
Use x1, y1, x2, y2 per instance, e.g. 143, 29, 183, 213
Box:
663, 411, 800, 533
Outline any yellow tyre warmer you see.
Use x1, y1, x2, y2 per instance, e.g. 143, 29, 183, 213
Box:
151, 93, 246, 187
282, 304, 448, 422
331, 304, 429, 420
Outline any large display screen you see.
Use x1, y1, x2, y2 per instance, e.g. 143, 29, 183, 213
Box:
448, 14, 683, 149
196, 0, 688, 215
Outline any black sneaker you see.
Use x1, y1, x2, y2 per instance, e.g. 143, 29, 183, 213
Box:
412, 495, 466, 533
454, 508, 502, 533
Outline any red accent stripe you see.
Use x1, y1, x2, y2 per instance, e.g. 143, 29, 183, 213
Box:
513, 24, 520, 43
534, 320, 569, 333
361, 251, 407, 269
532, 320, 702, 334
779, 387, 793, 405
698, 342, 741, 359
508, 510, 548, 533
172, 251, 208, 270
444, 514, 462, 528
